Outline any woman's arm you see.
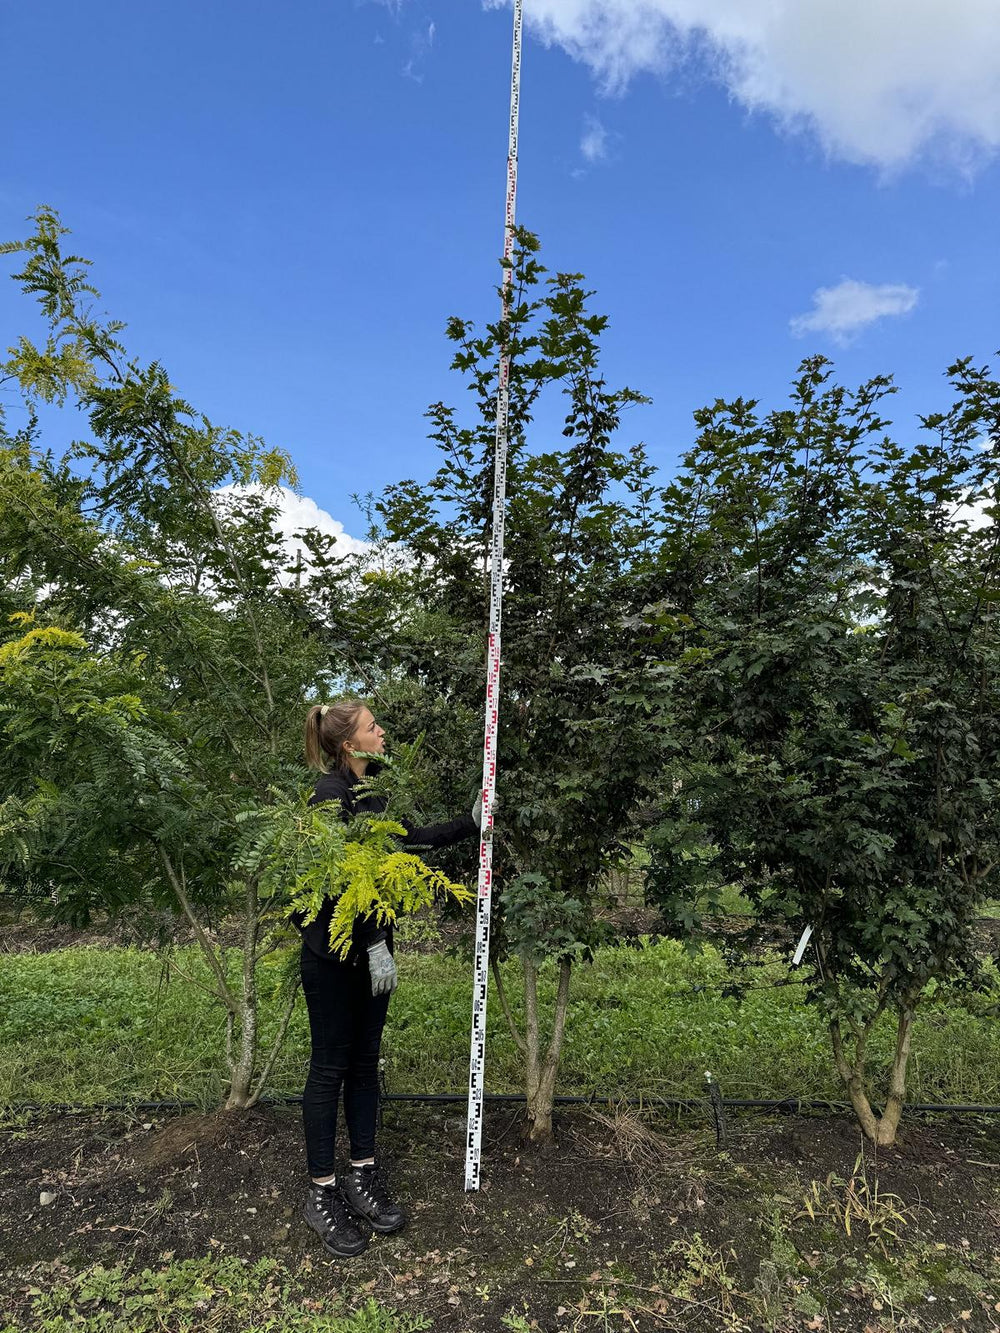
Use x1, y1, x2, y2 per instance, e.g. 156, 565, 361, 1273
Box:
401, 812, 478, 849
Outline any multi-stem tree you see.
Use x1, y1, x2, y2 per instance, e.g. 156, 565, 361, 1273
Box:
364, 230, 664, 1142
0, 209, 361, 1108
646, 356, 1000, 1144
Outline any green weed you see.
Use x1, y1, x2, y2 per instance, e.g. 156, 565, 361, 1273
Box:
4, 940, 1000, 1111
661, 1231, 747, 1329
2, 1256, 430, 1332
500, 1306, 535, 1331
799, 1151, 913, 1256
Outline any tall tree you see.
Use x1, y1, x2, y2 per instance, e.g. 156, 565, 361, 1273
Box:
366, 230, 664, 1142
646, 357, 1000, 1144
0, 210, 360, 1107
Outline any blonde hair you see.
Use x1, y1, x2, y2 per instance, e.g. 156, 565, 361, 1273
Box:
304, 698, 367, 773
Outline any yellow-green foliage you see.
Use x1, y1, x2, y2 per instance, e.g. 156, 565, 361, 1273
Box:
235, 796, 472, 960
0, 623, 88, 663
307, 820, 470, 958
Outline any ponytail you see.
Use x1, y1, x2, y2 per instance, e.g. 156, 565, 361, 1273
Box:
304, 698, 366, 773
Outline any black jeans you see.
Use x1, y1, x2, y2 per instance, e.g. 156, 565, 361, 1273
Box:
300, 942, 390, 1178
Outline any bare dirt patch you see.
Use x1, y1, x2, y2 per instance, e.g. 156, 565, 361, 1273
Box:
3, 1104, 1000, 1330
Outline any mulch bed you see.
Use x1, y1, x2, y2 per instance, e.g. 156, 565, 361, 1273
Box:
3, 1102, 1000, 1330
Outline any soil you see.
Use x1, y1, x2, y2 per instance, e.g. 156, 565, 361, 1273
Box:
0, 908, 246, 956
5, 908, 1000, 1330
3, 1102, 1000, 1331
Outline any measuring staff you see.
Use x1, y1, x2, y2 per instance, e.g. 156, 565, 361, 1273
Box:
465, 0, 524, 1193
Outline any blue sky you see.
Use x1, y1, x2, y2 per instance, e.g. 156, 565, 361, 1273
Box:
2, 0, 998, 542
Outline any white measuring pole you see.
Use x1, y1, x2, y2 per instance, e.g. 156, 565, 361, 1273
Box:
465, 0, 523, 1193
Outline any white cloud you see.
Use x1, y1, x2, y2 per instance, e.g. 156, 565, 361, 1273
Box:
267, 487, 368, 559
402, 15, 437, 81
580, 112, 609, 161
487, 0, 1000, 171
790, 279, 918, 344
950, 496, 994, 529
216, 485, 368, 584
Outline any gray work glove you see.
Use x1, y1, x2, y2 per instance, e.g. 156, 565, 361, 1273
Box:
367, 939, 398, 997
472, 791, 498, 829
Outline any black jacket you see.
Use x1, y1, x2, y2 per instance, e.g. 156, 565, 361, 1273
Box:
297, 762, 478, 965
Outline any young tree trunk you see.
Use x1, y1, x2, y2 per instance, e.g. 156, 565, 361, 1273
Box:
876, 1004, 915, 1147
829, 1004, 916, 1148
225, 998, 258, 1110
159, 853, 301, 1113
606, 864, 633, 910
830, 1018, 880, 1142
159, 844, 255, 1108
225, 885, 261, 1111
523, 958, 542, 1132
522, 957, 573, 1145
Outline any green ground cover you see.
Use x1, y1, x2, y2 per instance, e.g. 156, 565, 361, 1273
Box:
1, 941, 999, 1111
0, 1256, 428, 1333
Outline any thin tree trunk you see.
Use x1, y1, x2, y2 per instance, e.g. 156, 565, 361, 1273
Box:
224, 1010, 235, 1082
830, 1017, 880, 1142
225, 1001, 258, 1110
225, 883, 261, 1110
876, 1004, 915, 1147
830, 1006, 915, 1148
524, 957, 573, 1145
157, 847, 281, 1114
523, 957, 541, 1123
247, 978, 301, 1108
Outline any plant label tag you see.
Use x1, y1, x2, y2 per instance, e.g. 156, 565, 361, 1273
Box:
791, 924, 814, 966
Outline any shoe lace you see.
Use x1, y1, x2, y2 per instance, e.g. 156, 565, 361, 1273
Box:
314, 1184, 353, 1229
355, 1166, 392, 1209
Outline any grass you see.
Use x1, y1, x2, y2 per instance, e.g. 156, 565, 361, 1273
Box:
3, 940, 1000, 1112
0, 1256, 430, 1333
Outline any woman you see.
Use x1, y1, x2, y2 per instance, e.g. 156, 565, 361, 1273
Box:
298, 699, 480, 1257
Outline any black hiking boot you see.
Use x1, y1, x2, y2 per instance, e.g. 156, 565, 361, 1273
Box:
302, 1181, 369, 1257
341, 1163, 406, 1234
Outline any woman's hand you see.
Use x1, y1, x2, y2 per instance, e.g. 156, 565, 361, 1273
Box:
367, 940, 398, 997
472, 791, 499, 828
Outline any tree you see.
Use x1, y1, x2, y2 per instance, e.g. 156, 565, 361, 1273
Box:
0, 209, 398, 1108
646, 356, 1000, 1145
362, 230, 664, 1142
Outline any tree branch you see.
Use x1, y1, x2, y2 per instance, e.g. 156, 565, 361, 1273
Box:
491, 956, 527, 1055
249, 978, 301, 1107
162, 953, 231, 1008
156, 844, 233, 1005
544, 958, 573, 1073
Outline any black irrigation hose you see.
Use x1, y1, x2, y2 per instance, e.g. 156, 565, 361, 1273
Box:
7, 1093, 1000, 1116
